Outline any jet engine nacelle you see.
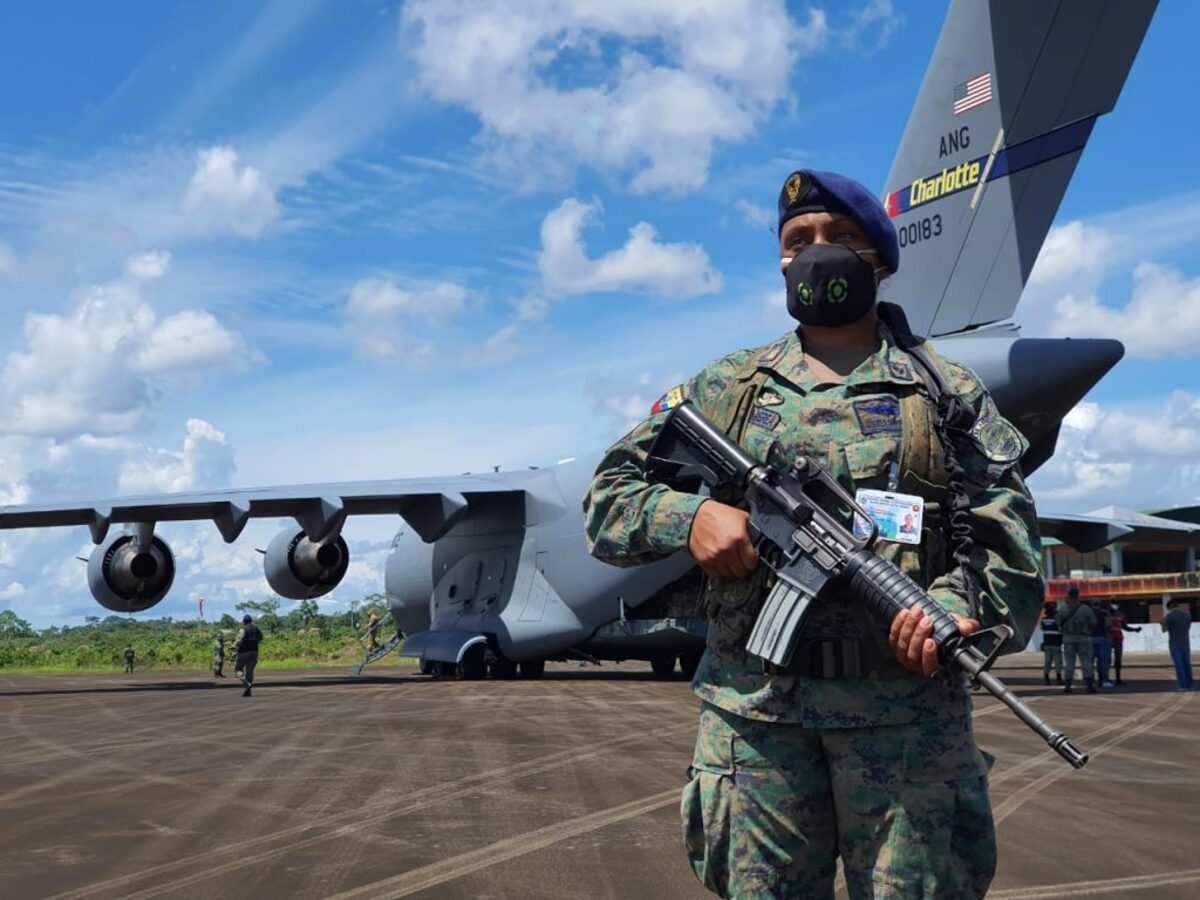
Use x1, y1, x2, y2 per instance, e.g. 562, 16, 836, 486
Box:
87, 531, 176, 613
263, 527, 349, 600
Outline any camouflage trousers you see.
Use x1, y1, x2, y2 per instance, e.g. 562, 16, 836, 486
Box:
1061, 638, 1093, 685
682, 703, 995, 899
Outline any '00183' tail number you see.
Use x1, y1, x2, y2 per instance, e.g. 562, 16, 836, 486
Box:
897, 214, 941, 247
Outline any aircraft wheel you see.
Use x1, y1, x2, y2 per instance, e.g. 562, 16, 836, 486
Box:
650, 654, 677, 679
519, 659, 545, 679
490, 657, 518, 680
419, 659, 436, 676
678, 648, 703, 680
458, 644, 487, 680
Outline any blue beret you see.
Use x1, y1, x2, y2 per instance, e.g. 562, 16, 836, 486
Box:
777, 170, 899, 274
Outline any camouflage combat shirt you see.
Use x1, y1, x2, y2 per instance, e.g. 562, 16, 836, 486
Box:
583, 320, 1044, 728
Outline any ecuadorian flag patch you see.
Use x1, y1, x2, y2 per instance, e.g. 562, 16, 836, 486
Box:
651, 386, 684, 415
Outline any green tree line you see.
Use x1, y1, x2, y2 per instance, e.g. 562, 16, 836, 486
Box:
0, 594, 393, 672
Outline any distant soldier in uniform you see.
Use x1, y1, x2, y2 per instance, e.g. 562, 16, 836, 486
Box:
213, 633, 226, 678
1057, 587, 1096, 694
1106, 601, 1141, 686
365, 608, 380, 653
585, 170, 1043, 898
1041, 602, 1063, 686
1162, 600, 1194, 691
231, 614, 264, 697
123, 644, 135, 674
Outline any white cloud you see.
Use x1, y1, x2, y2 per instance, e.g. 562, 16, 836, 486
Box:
118, 419, 236, 494
1028, 220, 1118, 289
401, 0, 819, 192
344, 277, 469, 365
125, 250, 171, 281
0, 581, 25, 601
182, 146, 280, 238
538, 198, 722, 299
0, 255, 260, 438
1028, 393, 1200, 512
0, 241, 15, 275
1047, 262, 1200, 359
735, 199, 776, 230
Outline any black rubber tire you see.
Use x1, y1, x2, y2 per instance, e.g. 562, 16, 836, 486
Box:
435, 661, 457, 677
650, 655, 677, 679
419, 659, 436, 676
678, 648, 703, 681
458, 644, 487, 680
490, 657, 518, 680
519, 659, 546, 679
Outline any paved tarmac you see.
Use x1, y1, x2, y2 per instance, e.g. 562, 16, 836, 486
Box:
0, 654, 1195, 899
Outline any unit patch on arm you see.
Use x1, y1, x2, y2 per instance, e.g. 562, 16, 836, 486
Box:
852, 397, 901, 436
650, 386, 684, 415
970, 397, 1024, 464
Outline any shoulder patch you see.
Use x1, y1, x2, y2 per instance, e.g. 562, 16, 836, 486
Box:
853, 396, 901, 436
969, 397, 1024, 463
887, 358, 913, 382
749, 408, 781, 431
650, 386, 684, 415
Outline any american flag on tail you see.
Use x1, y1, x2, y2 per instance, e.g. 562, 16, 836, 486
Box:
953, 72, 992, 115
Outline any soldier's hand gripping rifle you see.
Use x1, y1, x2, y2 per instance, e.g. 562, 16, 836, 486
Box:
646, 401, 1088, 769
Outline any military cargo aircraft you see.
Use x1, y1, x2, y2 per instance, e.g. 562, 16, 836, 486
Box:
0, 0, 1158, 680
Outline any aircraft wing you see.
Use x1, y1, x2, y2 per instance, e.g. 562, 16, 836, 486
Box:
1037, 511, 1134, 554
0, 474, 535, 545
880, 0, 1157, 336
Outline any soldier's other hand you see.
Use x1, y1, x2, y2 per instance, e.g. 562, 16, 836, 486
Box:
687, 500, 758, 581
889, 608, 979, 677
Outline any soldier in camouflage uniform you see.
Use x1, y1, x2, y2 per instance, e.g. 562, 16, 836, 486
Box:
212, 633, 226, 678
231, 614, 264, 697
585, 170, 1043, 899
1056, 587, 1096, 694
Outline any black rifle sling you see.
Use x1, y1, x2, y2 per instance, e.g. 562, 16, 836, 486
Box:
877, 302, 982, 620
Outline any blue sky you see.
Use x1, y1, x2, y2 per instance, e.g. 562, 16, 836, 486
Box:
1, 0, 1198, 627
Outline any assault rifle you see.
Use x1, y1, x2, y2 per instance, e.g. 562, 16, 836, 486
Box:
645, 401, 1088, 769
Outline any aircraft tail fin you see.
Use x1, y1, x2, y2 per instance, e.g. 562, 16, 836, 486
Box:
880, 0, 1157, 337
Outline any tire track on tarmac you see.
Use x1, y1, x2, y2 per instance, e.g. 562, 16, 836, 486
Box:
325, 788, 682, 900
992, 692, 1190, 825
988, 868, 1200, 897
48, 719, 698, 900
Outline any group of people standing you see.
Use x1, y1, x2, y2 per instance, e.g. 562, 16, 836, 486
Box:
1041, 587, 1194, 692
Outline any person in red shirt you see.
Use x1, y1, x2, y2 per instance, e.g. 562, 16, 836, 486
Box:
1106, 601, 1142, 686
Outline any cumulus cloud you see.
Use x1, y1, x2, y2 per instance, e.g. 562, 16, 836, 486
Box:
1027, 220, 1118, 289
1047, 262, 1200, 359
0, 254, 260, 438
538, 198, 722, 300
1028, 393, 1200, 512
344, 277, 468, 365
181, 146, 280, 238
401, 0, 821, 192
118, 419, 236, 494
125, 250, 171, 281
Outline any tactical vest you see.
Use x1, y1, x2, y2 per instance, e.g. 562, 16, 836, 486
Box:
692, 306, 976, 679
